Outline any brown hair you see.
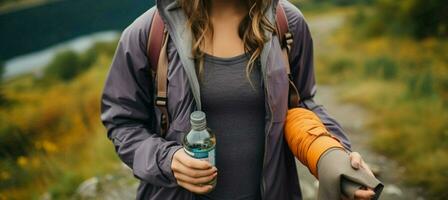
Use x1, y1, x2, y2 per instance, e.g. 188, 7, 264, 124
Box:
179, 0, 275, 83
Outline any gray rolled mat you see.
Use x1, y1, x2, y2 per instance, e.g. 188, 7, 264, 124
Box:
317, 148, 384, 200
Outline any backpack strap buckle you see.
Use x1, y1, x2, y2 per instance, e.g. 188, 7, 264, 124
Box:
155, 96, 167, 106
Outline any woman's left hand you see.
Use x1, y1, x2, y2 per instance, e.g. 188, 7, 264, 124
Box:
347, 151, 376, 200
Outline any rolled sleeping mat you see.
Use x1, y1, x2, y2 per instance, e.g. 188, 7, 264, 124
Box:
284, 108, 383, 199
318, 148, 384, 200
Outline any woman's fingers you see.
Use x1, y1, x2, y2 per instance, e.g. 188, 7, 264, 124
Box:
174, 170, 217, 185
172, 160, 217, 178
354, 188, 375, 200
177, 180, 214, 194
171, 148, 217, 193
174, 149, 213, 170
349, 152, 362, 169
349, 151, 375, 177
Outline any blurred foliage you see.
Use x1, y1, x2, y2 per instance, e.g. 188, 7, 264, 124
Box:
44, 50, 84, 81
297, 0, 448, 39
0, 0, 21, 5
0, 0, 44, 10
0, 61, 6, 105
309, 0, 373, 6
363, 56, 397, 80
313, 6, 448, 198
291, 0, 373, 12
0, 40, 121, 199
352, 0, 448, 39
43, 40, 117, 82
329, 57, 354, 75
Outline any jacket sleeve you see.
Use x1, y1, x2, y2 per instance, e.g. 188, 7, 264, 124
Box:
100, 7, 182, 187
282, 1, 352, 151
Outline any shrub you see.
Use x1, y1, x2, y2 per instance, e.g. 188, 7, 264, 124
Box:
439, 76, 448, 104
308, 0, 373, 6
363, 56, 397, 80
0, 158, 32, 189
406, 71, 436, 98
0, 60, 6, 105
89, 40, 119, 58
43, 40, 117, 82
329, 58, 354, 74
0, 124, 32, 159
48, 172, 83, 199
45, 50, 83, 81
361, 0, 448, 39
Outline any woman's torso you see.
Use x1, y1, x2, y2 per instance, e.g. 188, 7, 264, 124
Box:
195, 52, 266, 200
129, 1, 306, 199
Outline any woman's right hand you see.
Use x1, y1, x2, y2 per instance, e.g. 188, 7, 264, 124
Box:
171, 148, 218, 194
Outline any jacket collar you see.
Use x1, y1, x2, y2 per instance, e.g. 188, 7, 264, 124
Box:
155, 0, 279, 111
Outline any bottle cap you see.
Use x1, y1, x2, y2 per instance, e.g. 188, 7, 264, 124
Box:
190, 111, 206, 130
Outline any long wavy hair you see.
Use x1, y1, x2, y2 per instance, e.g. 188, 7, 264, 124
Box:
179, 0, 275, 83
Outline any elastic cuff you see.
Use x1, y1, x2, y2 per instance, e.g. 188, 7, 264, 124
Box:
307, 136, 344, 177
163, 145, 184, 184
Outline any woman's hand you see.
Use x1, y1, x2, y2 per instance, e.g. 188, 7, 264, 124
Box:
347, 152, 376, 200
171, 148, 218, 194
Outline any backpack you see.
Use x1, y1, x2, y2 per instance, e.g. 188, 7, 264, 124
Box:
147, 4, 300, 136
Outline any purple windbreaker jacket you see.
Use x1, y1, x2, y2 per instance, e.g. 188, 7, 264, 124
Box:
100, 0, 352, 199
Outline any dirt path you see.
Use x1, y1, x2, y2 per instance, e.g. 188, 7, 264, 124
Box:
296, 85, 423, 200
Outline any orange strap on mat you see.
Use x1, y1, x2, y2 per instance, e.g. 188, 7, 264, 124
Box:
284, 108, 345, 178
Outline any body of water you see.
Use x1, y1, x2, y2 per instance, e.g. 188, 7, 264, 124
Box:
4, 31, 119, 78
1, 0, 152, 79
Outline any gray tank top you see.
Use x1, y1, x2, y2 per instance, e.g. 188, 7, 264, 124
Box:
195, 52, 266, 200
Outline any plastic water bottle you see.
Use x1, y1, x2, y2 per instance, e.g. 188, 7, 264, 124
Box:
183, 111, 217, 187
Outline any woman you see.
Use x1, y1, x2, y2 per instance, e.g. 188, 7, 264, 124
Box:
100, 0, 377, 199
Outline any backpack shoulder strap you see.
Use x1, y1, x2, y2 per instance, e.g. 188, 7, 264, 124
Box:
147, 10, 170, 137
276, 4, 301, 108
276, 4, 293, 52
147, 10, 166, 72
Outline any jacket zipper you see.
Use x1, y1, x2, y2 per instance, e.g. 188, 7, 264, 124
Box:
261, 59, 274, 200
